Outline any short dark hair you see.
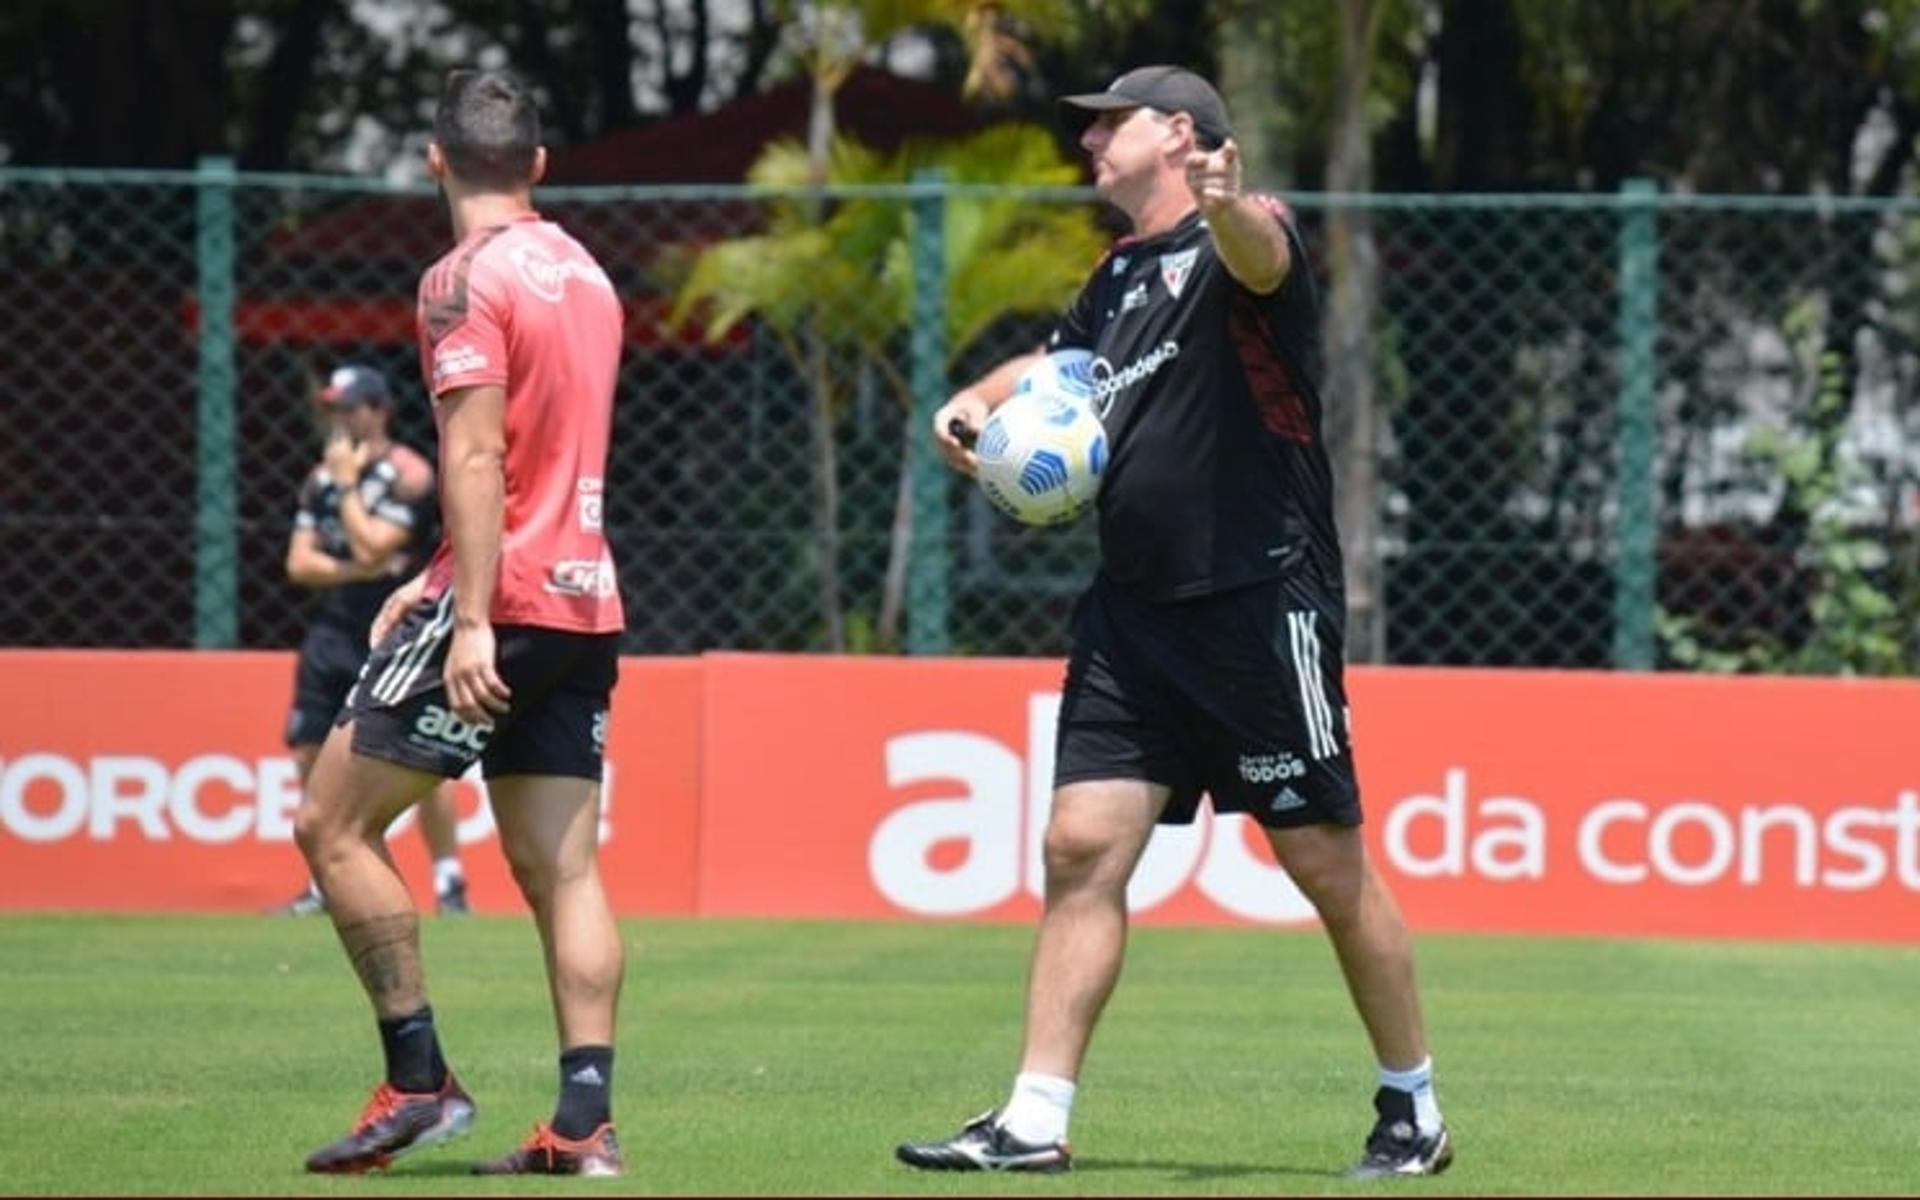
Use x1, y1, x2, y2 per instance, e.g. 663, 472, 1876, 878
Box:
433, 69, 540, 190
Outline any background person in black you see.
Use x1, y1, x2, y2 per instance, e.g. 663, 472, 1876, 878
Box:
898, 67, 1451, 1179
279, 364, 469, 917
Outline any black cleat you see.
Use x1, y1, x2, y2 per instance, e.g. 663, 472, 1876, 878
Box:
896, 1109, 1072, 1173
304, 1075, 475, 1174
436, 879, 470, 915
1346, 1087, 1454, 1179
473, 1123, 624, 1176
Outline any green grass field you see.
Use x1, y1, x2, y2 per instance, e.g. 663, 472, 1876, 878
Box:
0, 914, 1915, 1195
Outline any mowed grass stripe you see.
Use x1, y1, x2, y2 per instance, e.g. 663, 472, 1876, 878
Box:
0, 915, 1914, 1195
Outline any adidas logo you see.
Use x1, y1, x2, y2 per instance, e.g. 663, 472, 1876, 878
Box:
1270, 786, 1308, 813
569, 1065, 605, 1087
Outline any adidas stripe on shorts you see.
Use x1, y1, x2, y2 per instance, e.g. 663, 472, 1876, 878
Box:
340, 591, 619, 781
1052, 574, 1361, 829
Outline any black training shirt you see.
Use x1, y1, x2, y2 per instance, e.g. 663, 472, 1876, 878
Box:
292, 447, 437, 635
1049, 199, 1342, 607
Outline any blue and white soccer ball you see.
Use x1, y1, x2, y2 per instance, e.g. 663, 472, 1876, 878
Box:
974, 349, 1108, 527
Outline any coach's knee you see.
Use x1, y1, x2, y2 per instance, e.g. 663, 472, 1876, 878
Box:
1269, 826, 1367, 918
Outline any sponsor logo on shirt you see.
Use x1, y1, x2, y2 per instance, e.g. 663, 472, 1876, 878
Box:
1119, 282, 1149, 313
546, 558, 619, 599
433, 342, 489, 383
510, 244, 614, 303
577, 478, 604, 533
1089, 340, 1180, 419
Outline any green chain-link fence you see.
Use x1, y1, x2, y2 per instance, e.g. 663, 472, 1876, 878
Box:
4, 166, 1917, 668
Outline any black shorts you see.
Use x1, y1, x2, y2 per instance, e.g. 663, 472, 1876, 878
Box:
1054, 574, 1361, 829
339, 593, 619, 781
286, 622, 370, 747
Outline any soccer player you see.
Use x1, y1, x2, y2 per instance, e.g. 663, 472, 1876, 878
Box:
279, 363, 468, 918
296, 68, 628, 1176
898, 66, 1453, 1179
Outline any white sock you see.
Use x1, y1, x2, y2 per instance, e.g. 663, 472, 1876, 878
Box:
998, 1072, 1076, 1145
433, 857, 464, 894
1379, 1057, 1443, 1134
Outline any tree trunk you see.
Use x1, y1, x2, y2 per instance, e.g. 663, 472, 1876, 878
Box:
737, 0, 781, 98
643, 0, 708, 116
1215, 0, 1287, 188
510, 0, 585, 142
876, 403, 915, 650
238, 0, 336, 170
805, 54, 851, 651
587, 0, 641, 127
1324, 0, 1385, 661
808, 340, 846, 650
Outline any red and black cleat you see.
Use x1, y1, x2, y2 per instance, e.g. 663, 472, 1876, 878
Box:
472, 1122, 625, 1176
304, 1075, 475, 1174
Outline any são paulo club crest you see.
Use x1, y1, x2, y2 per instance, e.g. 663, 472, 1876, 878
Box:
1160, 248, 1198, 299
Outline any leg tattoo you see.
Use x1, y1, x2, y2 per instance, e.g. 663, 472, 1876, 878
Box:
338, 913, 426, 1015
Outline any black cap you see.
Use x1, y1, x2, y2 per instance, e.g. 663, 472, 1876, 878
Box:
319, 364, 391, 409
1061, 65, 1232, 149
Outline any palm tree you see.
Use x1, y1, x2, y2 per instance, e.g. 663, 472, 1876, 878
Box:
670, 123, 1106, 649
766, 0, 1091, 647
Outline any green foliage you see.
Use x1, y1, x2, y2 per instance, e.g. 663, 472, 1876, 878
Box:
666, 123, 1104, 653
1503, 0, 1920, 191
671, 122, 1103, 365
1259, 0, 1427, 156
1660, 294, 1918, 676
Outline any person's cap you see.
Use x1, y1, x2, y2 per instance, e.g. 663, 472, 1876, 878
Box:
319, 364, 391, 408
1060, 65, 1232, 149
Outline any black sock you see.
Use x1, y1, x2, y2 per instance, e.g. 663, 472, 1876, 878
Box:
552, 1045, 614, 1139
377, 1005, 448, 1094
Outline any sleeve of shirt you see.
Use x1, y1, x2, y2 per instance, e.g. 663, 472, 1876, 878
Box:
1251, 194, 1311, 308
293, 471, 321, 531
425, 254, 511, 398
357, 461, 416, 529
1046, 256, 1107, 352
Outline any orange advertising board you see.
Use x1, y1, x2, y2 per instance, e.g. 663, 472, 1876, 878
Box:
0, 651, 703, 915
1352, 667, 1920, 941
693, 655, 1920, 941
4, 650, 1918, 942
